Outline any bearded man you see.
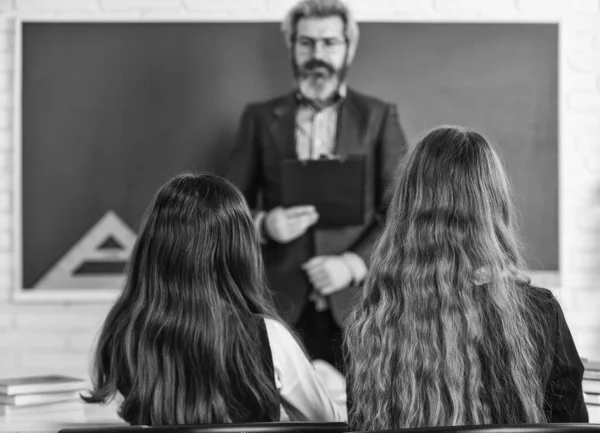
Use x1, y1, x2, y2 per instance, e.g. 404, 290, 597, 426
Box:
226, 0, 406, 373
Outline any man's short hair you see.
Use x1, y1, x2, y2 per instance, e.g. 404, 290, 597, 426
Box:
281, 0, 360, 63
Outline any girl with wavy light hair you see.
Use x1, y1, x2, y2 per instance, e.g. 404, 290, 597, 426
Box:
83, 173, 346, 425
345, 126, 588, 430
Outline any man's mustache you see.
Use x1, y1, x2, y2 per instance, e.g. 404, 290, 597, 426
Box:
301, 59, 336, 75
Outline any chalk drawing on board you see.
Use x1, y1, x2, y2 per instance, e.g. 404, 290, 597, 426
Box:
32, 211, 136, 289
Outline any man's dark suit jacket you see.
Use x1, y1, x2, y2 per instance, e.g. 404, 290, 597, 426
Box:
227, 88, 407, 325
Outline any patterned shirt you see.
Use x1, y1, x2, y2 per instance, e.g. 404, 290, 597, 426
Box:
294, 85, 347, 160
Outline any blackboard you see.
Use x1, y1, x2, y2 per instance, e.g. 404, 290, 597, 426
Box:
20, 22, 558, 290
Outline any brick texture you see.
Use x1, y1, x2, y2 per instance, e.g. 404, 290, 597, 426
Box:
0, 0, 598, 381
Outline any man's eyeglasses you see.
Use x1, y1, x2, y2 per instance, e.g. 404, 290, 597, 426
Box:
294, 36, 347, 53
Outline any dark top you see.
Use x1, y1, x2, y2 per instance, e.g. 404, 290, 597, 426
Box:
522, 285, 587, 423
229, 317, 279, 422
256, 315, 277, 394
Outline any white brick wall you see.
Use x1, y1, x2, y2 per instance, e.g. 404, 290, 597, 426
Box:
102, 0, 181, 10
0, 0, 598, 380
14, 0, 100, 12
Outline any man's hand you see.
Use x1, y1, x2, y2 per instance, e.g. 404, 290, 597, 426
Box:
264, 205, 319, 244
302, 255, 353, 296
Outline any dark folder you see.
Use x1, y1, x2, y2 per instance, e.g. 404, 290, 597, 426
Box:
281, 155, 366, 228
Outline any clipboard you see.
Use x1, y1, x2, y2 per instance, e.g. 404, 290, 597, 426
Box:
281, 155, 366, 228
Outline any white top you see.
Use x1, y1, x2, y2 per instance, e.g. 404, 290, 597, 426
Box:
264, 318, 348, 423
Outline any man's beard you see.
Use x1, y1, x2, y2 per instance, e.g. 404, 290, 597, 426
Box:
293, 59, 348, 103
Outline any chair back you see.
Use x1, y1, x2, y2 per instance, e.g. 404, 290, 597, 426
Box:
357, 424, 600, 433
58, 421, 350, 433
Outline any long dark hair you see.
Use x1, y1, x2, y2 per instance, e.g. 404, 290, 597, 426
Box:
83, 173, 282, 425
345, 126, 547, 430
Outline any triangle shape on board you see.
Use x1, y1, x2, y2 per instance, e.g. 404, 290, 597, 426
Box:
97, 235, 124, 250
32, 211, 137, 290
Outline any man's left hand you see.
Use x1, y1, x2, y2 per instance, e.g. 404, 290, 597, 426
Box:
302, 255, 353, 296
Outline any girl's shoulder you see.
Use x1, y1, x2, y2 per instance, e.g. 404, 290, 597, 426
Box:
519, 283, 560, 311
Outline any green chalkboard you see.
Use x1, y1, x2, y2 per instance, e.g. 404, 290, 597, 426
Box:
20, 22, 558, 289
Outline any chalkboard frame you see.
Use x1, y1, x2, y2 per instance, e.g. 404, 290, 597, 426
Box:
11, 16, 562, 303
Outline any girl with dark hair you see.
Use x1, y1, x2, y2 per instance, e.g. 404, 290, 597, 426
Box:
345, 126, 588, 430
83, 172, 345, 425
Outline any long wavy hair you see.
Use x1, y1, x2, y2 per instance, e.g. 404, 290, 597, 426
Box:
345, 126, 548, 430
83, 173, 283, 425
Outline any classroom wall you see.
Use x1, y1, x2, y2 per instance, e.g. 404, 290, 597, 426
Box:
0, 0, 599, 379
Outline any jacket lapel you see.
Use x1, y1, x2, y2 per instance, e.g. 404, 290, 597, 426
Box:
269, 94, 297, 160
269, 90, 366, 160
335, 90, 365, 157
